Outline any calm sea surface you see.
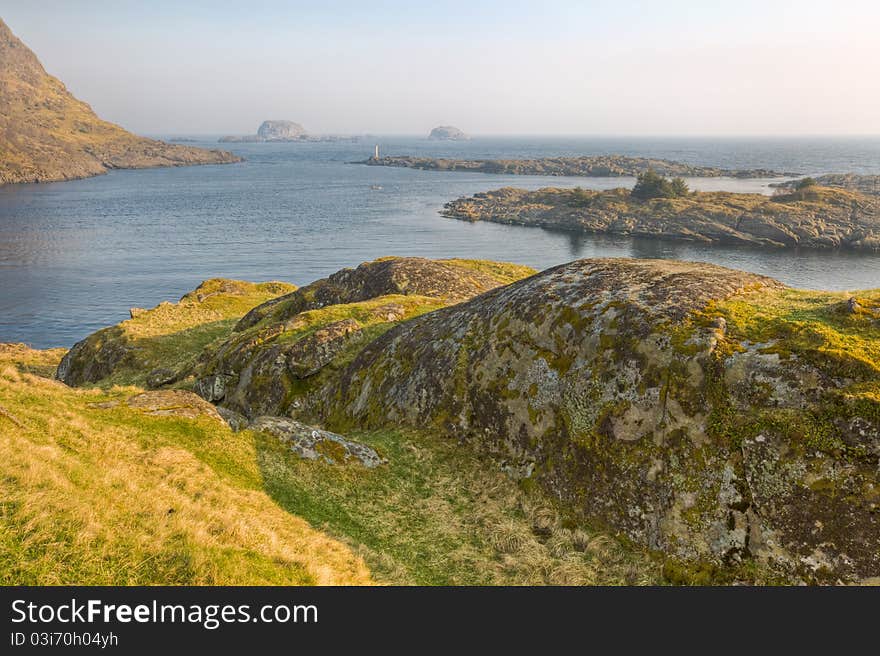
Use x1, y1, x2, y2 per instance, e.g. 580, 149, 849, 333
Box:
1, 136, 879, 348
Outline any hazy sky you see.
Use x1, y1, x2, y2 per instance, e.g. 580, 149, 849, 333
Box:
4, 0, 880, 136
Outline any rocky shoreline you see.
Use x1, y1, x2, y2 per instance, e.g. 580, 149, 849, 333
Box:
441, 185, 880, 251
361, 154, 791, 178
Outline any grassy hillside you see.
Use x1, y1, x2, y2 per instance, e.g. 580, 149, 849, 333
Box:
17, 260, 875, 584
0, 346, 372, 585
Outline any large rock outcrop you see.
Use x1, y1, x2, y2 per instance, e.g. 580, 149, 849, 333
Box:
313, 258, 880, 582
235, 256, 522, 331
0, 19, 240, 185
52, 254, 880, 582
193, 257, 536, 418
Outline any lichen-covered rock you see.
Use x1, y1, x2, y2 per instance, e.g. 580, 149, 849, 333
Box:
217, 406, 249, 432
314, 258, 880, 582
146, 367, 178, 389
250, 416, 385, 467
235, 257, 511, 331
126, 390, 224, 423
193, 373, 232, 402
56, 336, 133, 387
194, 258, 535, 418
286, 319, 363, 378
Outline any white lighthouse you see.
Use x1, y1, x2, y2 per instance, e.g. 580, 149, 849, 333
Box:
374, 144, 380, 160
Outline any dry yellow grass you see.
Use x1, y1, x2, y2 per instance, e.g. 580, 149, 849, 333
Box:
0, 348, 372, 585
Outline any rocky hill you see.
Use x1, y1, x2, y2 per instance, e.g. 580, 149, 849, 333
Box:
362, 154, 787, 178
442, 185, 880, 251
52, 255, 880, 583
0, 18, 240, 184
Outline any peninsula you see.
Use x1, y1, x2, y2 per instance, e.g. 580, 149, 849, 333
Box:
361, 154, 789, 178
442, 182, 880, 250
0, 19, 240, 185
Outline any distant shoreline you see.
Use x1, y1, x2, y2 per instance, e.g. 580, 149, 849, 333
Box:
360, 154, 794, 179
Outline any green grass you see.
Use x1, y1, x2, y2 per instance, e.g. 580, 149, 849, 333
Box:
694, 286, 880, 458
256, 428, 659, 585
707, 287, 880, 379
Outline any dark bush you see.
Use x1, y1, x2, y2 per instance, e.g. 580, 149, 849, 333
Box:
631, 169, 690, 199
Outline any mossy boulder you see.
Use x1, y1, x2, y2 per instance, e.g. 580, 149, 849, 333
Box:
194, 257, 536, 418
234, 256, 530, 331
314, 258, 880, 582
55, 279, 295, 387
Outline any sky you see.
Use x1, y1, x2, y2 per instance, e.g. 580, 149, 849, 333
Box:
3, 0, 880, 136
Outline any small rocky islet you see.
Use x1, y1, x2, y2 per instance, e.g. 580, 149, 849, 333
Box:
218, 120, 360, 143
50, 255, 880, 584
771, 173, 880, 197
428, 125, 469, 140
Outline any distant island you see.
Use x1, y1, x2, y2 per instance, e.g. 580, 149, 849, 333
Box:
428, 126, 469, 140
361, 154, 789, 178
219, 120, 360, 143
0, 19, 240, 185
442, 177, 880, 251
